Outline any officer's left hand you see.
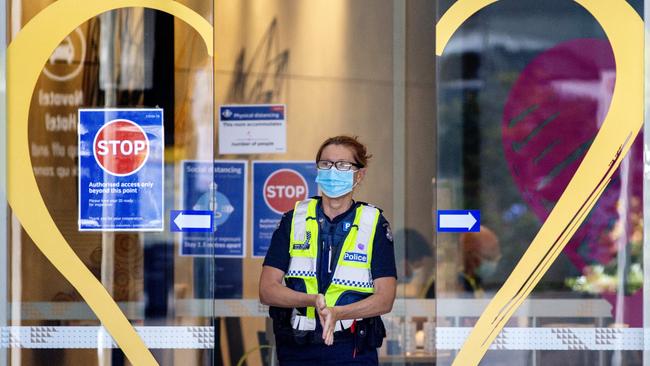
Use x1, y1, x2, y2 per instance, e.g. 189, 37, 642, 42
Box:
315, 294, 327, 327
315, 294, 327, 313
320, 306, 338, 346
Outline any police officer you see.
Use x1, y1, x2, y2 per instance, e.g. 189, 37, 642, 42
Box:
259, 135, 397, 365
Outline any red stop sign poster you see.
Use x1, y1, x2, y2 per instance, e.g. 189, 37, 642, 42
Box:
263, 169, 309, 214
78, 108, 164, 231
253, 161, 318, 257
93, 119, 150, 176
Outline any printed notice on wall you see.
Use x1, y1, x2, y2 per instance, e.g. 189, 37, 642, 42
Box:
78, 108, 164, 231
218, 104, 286, 154
181, 160, 247, 257
252, 161, 318, 257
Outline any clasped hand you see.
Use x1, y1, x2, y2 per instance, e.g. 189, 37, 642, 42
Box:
315, 294, 338, 346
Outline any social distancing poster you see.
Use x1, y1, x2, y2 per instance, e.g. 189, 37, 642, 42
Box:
180, 160, 247, 257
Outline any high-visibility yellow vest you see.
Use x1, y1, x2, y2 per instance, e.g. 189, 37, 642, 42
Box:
285, 198, 380, 331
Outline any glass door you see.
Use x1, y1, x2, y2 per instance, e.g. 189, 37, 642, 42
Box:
5, 2, 217, 365
436, 0, 645, 365
2, 1, 443, 365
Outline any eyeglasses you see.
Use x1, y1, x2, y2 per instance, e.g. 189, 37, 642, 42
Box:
316, 160, 363, 171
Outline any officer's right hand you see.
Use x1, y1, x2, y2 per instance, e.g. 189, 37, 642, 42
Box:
320, 306, 338, 346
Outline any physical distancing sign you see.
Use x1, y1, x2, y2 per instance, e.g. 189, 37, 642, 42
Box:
219, 104, 286, 154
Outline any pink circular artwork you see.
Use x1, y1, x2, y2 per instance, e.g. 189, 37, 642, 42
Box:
502, 38, 643, 325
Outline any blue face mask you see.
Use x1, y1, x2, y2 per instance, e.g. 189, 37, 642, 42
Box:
315, 169, 355, 198
476, 260, 498, 279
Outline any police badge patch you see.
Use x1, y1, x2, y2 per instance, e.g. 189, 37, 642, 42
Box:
383, 222, 393, 242
292, 231, 311, 250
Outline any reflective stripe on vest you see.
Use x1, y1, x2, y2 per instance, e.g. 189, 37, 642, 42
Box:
292, 200, 311, 242
285, 199, 380, 331
325, 204, 379, 308
291, 309, 317, 331
286, 199, 320, 327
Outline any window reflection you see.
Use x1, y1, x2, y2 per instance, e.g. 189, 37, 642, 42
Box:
437, 0, 644, 364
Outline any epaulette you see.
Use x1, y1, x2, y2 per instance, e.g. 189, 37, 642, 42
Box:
356, 201, 384, 213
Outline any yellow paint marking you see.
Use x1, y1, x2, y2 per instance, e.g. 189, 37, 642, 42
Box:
435, 0, 643, 365
435, 0, 498, 56
8, 1, 212, 365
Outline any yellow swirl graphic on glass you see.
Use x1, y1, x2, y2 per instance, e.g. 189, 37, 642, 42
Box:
437, 0, 643, 365
8, 1, 212, 365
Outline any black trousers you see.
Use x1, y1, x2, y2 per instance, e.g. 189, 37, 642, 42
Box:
276, 338, 378, 366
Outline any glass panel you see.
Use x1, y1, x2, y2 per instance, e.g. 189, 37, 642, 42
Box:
0, 0, 7, 364
213, 1, 435, 365
644, 0, 650, 363
8, 1, 215, 365
436, 0, 644, 365
5, 1, 440, 365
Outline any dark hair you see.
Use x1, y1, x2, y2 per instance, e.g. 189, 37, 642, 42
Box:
315, 135, 372, 167
403, 228, 433, 262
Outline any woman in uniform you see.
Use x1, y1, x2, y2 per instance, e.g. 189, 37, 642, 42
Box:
259, 135, 397, 365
